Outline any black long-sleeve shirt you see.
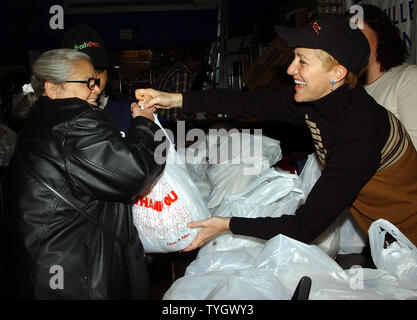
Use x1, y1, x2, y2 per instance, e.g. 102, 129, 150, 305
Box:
183, 85, 393, 243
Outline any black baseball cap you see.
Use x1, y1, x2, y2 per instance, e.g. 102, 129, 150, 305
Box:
274, 16, 370, 74
61, 24, 110, 69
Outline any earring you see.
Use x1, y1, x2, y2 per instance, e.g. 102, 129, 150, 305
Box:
330, 80, 336, 91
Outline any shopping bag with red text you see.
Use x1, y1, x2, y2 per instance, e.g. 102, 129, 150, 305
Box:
132, 115, 210, 253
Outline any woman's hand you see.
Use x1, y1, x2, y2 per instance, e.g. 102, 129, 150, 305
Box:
135, 88, 183, 109
182, 217, 231, 252
130, 102, 155, 121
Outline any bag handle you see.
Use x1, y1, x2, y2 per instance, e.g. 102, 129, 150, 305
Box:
15, 148, 128, 248
369, 218, 417, 252
153, 113, 174, 146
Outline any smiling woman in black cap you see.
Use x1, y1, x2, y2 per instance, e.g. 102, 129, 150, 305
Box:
136, 16, 417, 250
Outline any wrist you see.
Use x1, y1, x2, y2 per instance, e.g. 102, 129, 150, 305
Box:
174, 93, 183, 108
223, 217, 231, 232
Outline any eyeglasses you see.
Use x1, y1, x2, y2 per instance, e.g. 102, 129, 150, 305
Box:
65, 78, 101, 90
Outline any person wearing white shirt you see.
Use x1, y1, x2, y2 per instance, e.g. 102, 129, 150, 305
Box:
351, 4, 417, 149
364, 63, 417, 149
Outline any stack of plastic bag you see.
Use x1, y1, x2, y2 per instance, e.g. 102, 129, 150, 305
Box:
184, 145, 341, 257
182, 131, 282, 209
198, 168, 303, 253
164, 129, 417, 300
164, 219, 417, 300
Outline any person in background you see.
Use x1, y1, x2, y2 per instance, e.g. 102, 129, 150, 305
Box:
136, 16, 417, 251
0, 49, 164, 299
0, 118, 17, 173
153, 47, 205, 143
348, 4, 417, 149
61, 24, 133, 137
0, 93, 17, 174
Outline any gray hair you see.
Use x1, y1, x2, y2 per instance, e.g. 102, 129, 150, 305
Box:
14, 48, 91, 119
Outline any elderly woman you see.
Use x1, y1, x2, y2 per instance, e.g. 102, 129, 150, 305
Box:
0, 49, 164, 299
136, 16, 417, 250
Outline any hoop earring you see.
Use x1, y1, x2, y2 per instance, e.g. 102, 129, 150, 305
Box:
330, 80, 336, 91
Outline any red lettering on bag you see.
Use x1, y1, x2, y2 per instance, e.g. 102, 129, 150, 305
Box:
164, 196, 171, 206
137, 190, 179, 212
139, 197, 148, 207
164, 190, 178, 206
154, 201, 163, 212
168, 190, 178, 202
147, 198, 154, 209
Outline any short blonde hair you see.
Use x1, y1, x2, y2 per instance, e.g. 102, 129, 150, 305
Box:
315, 49, 364, 89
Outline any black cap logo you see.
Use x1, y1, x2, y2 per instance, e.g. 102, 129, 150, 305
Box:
311, 21, 322, 35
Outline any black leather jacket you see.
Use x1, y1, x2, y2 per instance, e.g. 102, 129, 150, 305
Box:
0, 97, 165, 299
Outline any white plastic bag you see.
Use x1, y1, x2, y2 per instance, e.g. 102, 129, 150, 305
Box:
296, 153, 322, 198
337, 208, 367, 254
200, 168, 303, 254
164, 220, 417, 300
164, 234, 401, 300
368, 219, 417, 290
205, 132, 282, 208
202, 153, 341, 257
294, 153, 342, 257
309, 216, 342, 259
180, 139, 211, 200
132, 115, 210, 253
